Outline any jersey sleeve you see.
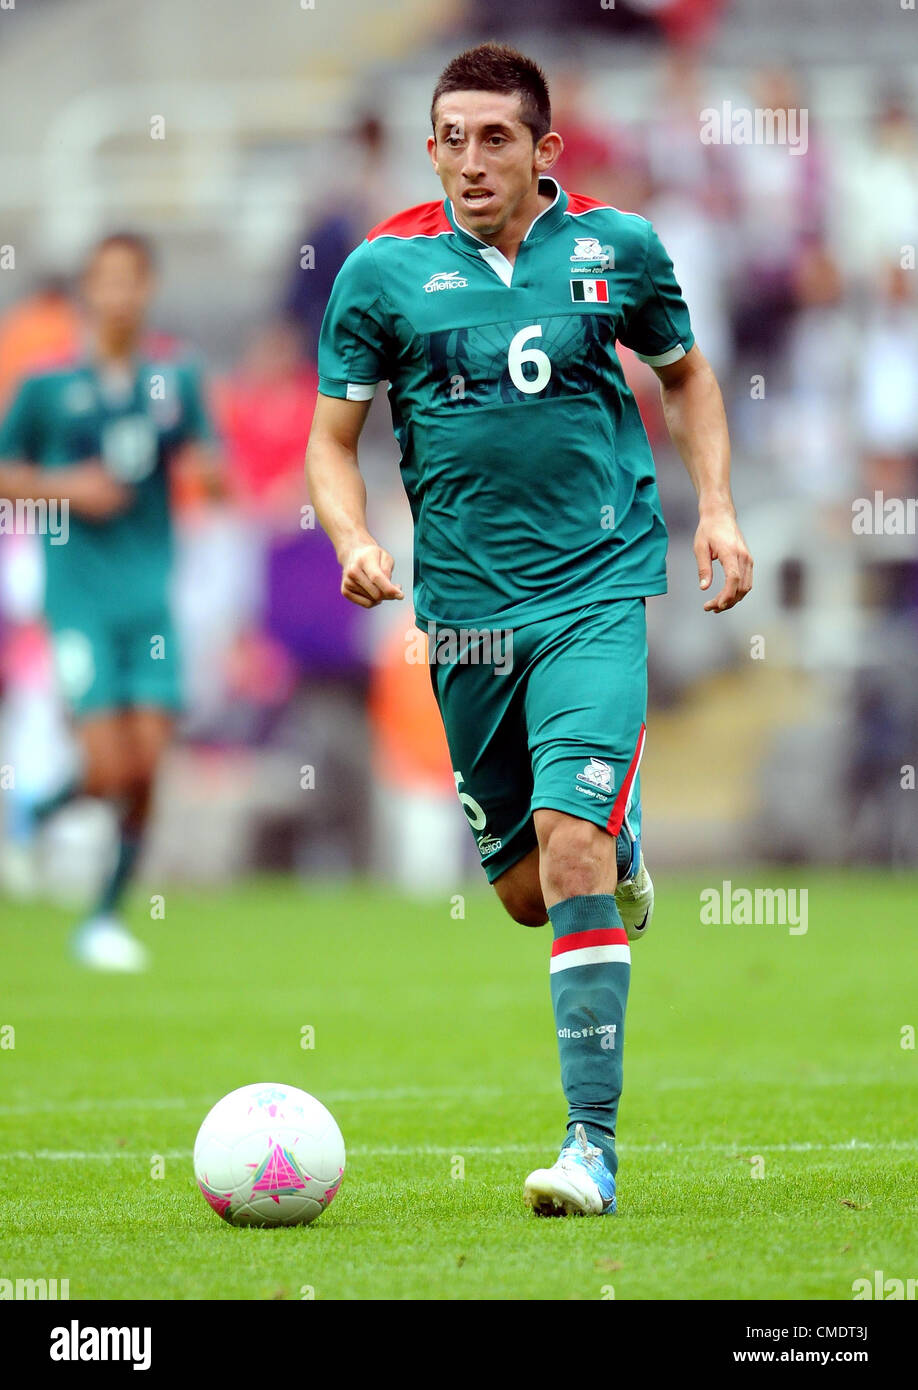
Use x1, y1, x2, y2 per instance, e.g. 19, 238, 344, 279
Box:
617, 224, 695, 367
317, 241, 392, 400
177, 359, 215, 445
0, 377, 40, 461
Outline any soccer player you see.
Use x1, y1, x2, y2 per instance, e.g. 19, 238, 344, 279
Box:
0, 234, 215, 970
305, 44, 753, 1215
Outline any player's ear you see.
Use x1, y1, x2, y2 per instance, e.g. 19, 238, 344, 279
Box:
534, 131, 563, 175
427, 134, 438, 173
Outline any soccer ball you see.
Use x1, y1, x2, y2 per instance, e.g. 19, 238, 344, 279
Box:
193, 1082, 345, 1227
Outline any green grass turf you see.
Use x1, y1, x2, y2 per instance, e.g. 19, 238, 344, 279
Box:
1, 872, 916, 1300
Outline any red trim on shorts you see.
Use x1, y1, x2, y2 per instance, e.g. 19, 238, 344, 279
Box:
605, 722, 646, 837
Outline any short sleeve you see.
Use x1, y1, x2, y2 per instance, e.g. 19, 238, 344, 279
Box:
0, 378, 40, 461
618, 224, 695, 367
317, 242, 391, 400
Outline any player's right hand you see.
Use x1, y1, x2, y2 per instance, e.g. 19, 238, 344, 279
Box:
61, 461, 133, 520
339, 542, 404, 609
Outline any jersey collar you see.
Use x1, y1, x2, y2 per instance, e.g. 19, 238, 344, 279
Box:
445, 176, 568, 249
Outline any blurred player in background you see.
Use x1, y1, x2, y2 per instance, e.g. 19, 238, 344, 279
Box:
0, 234, 216, 971
307, 44, 752, 1217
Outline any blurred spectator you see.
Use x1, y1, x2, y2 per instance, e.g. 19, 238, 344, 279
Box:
471, 0, 726, 43
766, 240, 859, 502
0, 277, 79, 409
284, 114, 392, 363
729, 69, 829, 369
214, 319, 317, 526
551, 70, 651, 213
857, 262, 918, 496
838, 92, 918, 274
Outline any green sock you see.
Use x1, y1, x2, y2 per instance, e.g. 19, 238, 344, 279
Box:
547, 894, 631, 1175
90, 828, 141, 920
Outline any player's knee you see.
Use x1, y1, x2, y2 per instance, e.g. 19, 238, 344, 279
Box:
83, 760, 132, 800
494, 873, 548, 927
500, 890, 549, 928
539, 818, 617, 901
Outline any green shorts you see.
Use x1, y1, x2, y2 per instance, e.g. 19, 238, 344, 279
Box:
429, 599, 647, 883
49, 607, 183, 720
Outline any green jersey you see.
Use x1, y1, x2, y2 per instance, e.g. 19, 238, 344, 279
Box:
0, 349, 211, 624
318, 176, 694, 627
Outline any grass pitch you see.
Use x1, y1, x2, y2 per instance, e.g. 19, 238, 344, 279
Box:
1, 873, 915, 1300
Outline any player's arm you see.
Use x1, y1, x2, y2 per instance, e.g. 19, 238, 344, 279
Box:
170, 360, 224, 499
305, 392, 403, 609
309, 237, 401, 609
618, 221, 752, 614
0, 459, 132, 519
0, 381, 129, 520
654, 345, 753, 614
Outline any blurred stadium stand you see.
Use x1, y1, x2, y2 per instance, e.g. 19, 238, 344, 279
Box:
1, 0, 916, 896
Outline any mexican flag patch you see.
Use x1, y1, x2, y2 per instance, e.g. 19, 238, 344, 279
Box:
571, 279, 609, 303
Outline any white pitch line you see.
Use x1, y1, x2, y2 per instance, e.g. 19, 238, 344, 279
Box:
0, 1086, 515, 1117
3, 1139, 917, 1162
2, 1073, 909, 1117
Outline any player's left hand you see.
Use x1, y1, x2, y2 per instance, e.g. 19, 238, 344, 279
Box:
693, 507, 753, 612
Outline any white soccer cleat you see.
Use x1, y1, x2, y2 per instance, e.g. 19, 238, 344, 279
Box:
524, 1123, 617, 1217
72, 916, 149, 973
615, 852, 653, 942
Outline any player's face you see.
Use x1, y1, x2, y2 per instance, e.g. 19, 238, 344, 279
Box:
428, 91, 552, 239
82, 245, 154, 336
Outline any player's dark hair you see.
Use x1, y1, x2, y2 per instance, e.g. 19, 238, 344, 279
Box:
85, 232, 156, 275
431, 42, 551, 144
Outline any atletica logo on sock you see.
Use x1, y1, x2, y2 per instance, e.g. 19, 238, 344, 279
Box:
49, 1320, 151, 1370
557, 1022, 617, 1048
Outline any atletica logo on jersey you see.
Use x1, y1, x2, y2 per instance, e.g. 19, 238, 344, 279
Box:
576, 757, 614, 794
571, 280, 609, 303
423, 270, 469, 293
477, 833, 502, 858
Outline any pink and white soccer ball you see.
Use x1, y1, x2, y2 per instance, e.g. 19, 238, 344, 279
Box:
193, 1083, 345, 1227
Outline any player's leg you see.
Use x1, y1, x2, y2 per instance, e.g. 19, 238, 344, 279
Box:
521, 807, 626, 1215
493, 813, 647, 932
90, 705, 174, 922
492, 846, 547, 926
428, 626, 539, 899
521, 599, 648, 1215
36, 621, 147, 966
84, 608, 181, 946
28, 625, 116, 827
70, 709, 151, 971
58, 610, 178, 970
